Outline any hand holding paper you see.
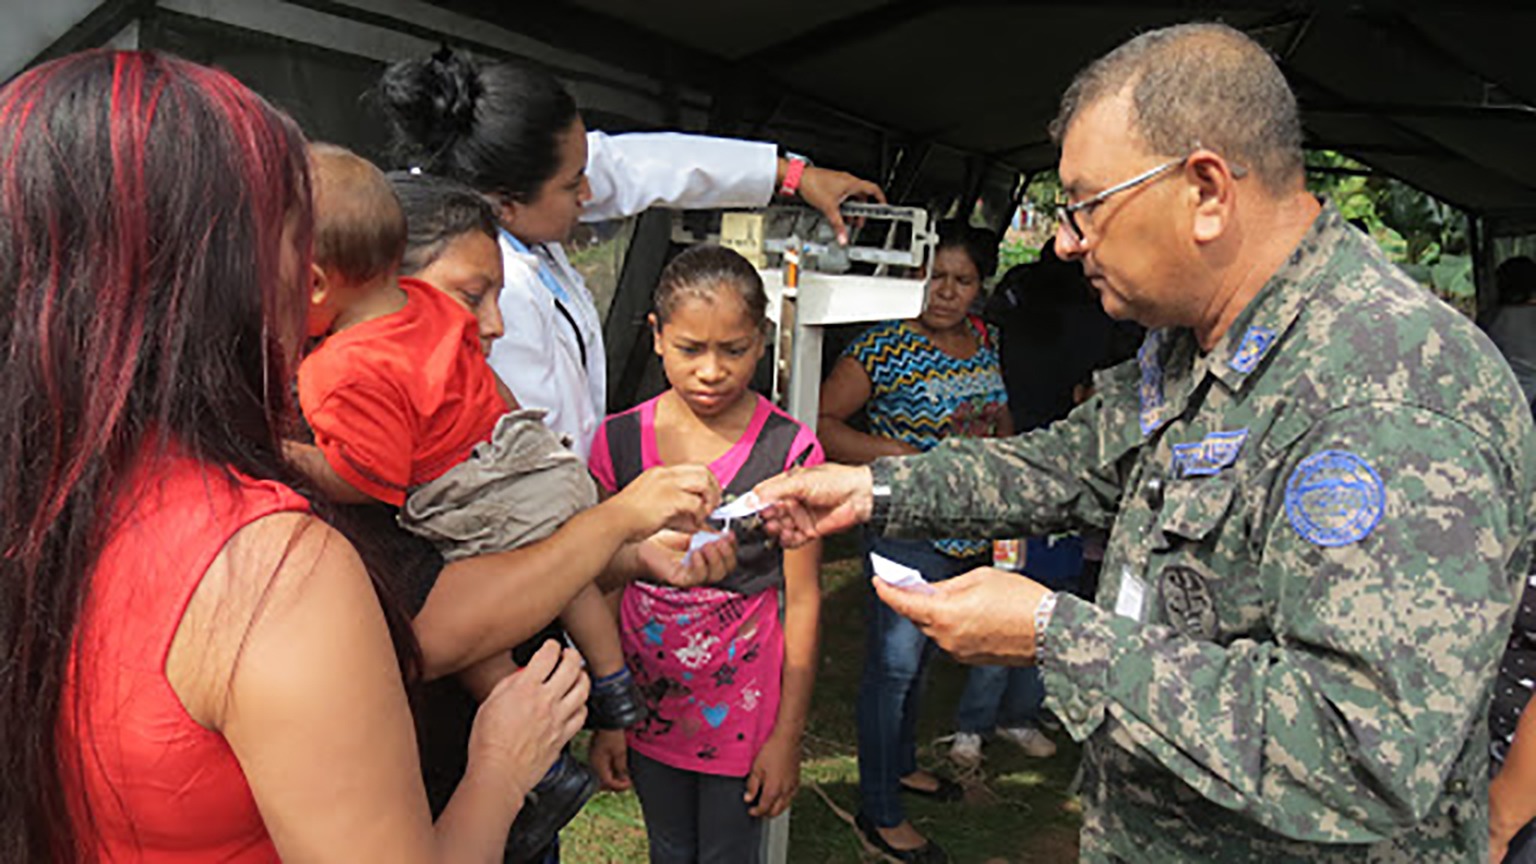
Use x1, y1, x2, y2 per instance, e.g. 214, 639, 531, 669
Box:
680, 492, 772, 568
872, 566, 1053, 667
710, 491, 767, 522
640, 529, 736, 588
869, 552, 936, 595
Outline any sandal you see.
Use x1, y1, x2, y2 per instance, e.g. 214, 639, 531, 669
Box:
898, 773, 964, 803
855, 812, 951, 864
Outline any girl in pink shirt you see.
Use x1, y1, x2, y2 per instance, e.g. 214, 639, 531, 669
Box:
587, 245, 823, 863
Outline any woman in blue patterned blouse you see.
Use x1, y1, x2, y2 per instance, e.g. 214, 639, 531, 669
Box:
816, 219, 1009, 863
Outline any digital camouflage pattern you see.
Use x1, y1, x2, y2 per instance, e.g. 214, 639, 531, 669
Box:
871, 205, 1536, 861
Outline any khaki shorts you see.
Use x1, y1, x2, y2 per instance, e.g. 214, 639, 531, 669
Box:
399, 408, 597, 562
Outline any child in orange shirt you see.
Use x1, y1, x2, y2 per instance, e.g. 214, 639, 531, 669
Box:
286, 145, 640, 859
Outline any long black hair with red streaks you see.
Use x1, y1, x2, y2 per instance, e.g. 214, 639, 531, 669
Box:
0, 50, 412, 861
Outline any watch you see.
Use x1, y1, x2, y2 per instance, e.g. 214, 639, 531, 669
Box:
1034, 590, 1060, 663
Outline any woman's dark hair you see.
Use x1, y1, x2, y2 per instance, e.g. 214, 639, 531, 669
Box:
935, 219, 1000, 284
654, 245, 769, 332
388, 171, 502, 275
1496, 256, 1536, 306
378, 48, 579, 203
0, 51, 416, 860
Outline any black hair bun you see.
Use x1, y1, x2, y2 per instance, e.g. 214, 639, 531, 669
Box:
378, 48, 482, 163
375, 49, 579, 197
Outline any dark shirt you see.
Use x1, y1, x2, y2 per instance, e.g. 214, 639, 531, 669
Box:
1493, 573, 1536, 772
327, 503, 472, 815
986, 258, 1140, 432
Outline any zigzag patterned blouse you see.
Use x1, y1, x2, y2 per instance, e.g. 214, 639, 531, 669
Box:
845, 318, 1009, 557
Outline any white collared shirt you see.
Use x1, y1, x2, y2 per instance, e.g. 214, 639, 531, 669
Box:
487, 131, 778, 460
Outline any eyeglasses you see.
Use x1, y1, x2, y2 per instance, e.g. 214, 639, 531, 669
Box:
1054, 151, 1248, 247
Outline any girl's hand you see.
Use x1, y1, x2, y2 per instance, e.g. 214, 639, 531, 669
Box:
589, 729, 632, 791
637, 530, 737, 588
468, 640, 589, 799
606, 465, 721, 541
744, 731, 801, 818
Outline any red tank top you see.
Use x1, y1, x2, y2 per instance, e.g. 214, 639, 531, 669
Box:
59, 453, 308, 862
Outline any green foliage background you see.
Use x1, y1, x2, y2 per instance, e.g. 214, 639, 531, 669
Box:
991, 152, 1475, 316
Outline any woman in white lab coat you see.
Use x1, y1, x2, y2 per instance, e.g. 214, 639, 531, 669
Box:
379, 48, 884, 460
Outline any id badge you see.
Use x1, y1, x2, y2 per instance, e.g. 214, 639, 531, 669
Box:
1114, 567, 1147, 622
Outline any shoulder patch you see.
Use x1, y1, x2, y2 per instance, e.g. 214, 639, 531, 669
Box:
1230, 326, 1277, 374
1284, 450, 1385, 547
1138, 330, 1167, 436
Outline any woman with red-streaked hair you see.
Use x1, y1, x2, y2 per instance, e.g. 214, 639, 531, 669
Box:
0, 50, 591, 862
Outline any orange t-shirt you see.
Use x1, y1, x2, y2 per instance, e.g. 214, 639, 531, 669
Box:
298, 277, 508, 505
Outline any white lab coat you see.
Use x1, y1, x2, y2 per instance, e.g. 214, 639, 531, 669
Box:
489, 131, 778, 460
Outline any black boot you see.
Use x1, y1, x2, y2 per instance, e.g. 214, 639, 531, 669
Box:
586, 666, 646, 730
505, 750, 597, 863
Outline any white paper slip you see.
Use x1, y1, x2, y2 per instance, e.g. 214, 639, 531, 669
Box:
711, 491, 768, 522
681, 529, 730, 567
870, 552, 936, 595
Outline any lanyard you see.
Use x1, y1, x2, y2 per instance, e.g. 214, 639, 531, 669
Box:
501, 229, 571, 304
502, 230, 587, 368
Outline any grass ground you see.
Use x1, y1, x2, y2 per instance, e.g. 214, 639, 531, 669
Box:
563, 536, 1084, 863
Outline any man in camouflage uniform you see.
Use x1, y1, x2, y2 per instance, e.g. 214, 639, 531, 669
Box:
757, 22, 1536, 862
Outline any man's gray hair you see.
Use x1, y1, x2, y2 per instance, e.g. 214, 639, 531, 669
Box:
1051, 22, 1304, 190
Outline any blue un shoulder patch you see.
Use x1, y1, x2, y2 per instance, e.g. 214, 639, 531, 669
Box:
1230, 326, 1277, 374
1285, 450, 1385, 547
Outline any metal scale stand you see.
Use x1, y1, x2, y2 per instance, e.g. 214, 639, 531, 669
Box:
719, 201, 938, 424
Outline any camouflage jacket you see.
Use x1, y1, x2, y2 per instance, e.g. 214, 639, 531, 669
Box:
871, 205, 1536, 861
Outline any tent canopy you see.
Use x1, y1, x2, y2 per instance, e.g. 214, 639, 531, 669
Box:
430, 0, 1536, 235
8, 1, 1536, 232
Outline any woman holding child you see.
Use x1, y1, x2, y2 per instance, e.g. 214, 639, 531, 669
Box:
291, 147, 675, 860
816, 220, 1012, 863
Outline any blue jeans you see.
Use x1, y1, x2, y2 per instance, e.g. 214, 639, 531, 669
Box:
857, 533, 985, 828
953, 536, 1085, 735
955, 665, 1043, 733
